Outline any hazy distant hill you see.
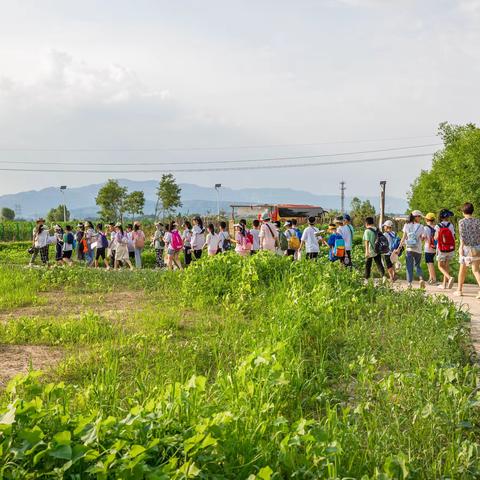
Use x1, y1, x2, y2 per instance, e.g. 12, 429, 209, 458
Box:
0, 179, 408, 218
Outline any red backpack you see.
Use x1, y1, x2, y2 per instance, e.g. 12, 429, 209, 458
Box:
437, 223, 455, 252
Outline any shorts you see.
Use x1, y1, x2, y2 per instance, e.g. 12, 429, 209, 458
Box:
168, 248, 180, 255
425, 252, 436, 264
384, 254, 393, 269
306, 252, 319, 260
286, 249, 296, 256
63, 250, 72, 259
437, 251, 454, 262
96, 247, 106, 260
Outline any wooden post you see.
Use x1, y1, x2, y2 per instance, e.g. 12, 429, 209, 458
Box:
379, 181, 386, 228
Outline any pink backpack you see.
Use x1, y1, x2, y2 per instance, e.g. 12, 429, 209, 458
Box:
170, 230, 184, 251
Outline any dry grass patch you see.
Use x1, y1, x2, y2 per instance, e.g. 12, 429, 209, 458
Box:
0, 290, 146, 323
0, 344, 64, 388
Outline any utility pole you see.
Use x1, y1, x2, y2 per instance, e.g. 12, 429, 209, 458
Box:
60, 186, 67, 222
340, 181, 346, 214
214, 184, 222, 220
379, 181, 386, 228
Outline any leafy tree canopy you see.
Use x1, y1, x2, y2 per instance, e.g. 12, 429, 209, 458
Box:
408, 122, 480, 215
155, 174, 182, 219
96, 179, 128, 222
1, 207, 15, 220
349, 197, 376, 227
124, 191, 145, 221
46, 204, 70, 223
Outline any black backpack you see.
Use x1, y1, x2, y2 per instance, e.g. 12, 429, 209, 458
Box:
369, 227, 390, 255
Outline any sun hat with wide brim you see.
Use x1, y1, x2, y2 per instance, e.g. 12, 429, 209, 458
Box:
424, 212, 436, 221
411, 210, 424, 217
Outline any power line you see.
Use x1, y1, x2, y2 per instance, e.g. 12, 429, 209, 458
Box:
0, 143, 440, 166
0, 134, 437, 153
0, 152, 435, 174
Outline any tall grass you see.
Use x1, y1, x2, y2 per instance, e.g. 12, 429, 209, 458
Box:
0, 252, 478, 478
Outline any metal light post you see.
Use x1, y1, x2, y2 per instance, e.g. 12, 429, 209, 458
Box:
214, 184, 222, 220
60, 186, 67, 222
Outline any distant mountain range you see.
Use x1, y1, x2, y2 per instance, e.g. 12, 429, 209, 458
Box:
0, 179, 408, 219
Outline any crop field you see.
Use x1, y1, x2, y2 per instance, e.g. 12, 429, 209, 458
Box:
0, 243, 479, 478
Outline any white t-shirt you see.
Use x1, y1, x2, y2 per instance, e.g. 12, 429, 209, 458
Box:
301, 226, 320, 253
424, 224, 436, 254
191, 225, 205, 250
163, 231, 172, 248
34, 228, 49, 248
403, 223, 425, 253
338, 225, 353, 250
126, 231, 134, 251
205, 232, 220, 253
250, 229, 260, 251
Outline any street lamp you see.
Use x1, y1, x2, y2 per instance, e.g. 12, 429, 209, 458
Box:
60, 186, 67, 222
214, 184, 222, 220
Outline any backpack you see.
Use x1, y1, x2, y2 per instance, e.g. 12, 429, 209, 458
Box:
287, 230, 300, 250
66, 232, 74, 245
221, 233, 232, 251
426, 225, 436, 250
294, 228, 302, 240
369, 228, 389, 255
386, 231, 401, 252
406, 224, 420, 247
99, 232, 109, 249
170, 230, 184, 251
134, 231, 145, 249
333, 234, 346, 258
437, 223, 455, 252
375, 231, 390, 255
81, 238, 88, 253
241, 231, 253, 251
279, 231, 288, 251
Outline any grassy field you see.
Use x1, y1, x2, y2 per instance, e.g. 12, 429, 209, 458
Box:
0, 244, 479, 478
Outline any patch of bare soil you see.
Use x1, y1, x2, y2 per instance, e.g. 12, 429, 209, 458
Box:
0, 290, 145, 322
0, 344, 64, 388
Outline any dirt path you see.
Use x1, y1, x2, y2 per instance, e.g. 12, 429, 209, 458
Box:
396, 280, 480, 354
0, 345, 63, 388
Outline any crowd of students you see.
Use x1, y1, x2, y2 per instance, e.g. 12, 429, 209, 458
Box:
361, 202, 480, 297
28, 203, 480, 298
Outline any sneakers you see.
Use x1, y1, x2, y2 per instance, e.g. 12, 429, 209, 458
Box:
447, 277, 455, 289
428, 279, 438, 286
419, 279, 426, 289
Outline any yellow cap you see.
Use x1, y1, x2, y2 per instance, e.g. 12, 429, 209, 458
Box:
425, 212, 436, 221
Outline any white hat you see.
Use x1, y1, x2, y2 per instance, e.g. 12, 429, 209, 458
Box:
284, 221, 292, 226
411, 210, 423, 217
261, 212, 271, 221
382, 220, 394, 227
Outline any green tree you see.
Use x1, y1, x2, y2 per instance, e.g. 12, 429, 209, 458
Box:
408, 122, 480, 214
1, 207, 15, 220
46, 204, 70, 223
96, 179, 128, 222
155, 174, 182, 219
349, 197, 376, 227
124, 190, 145, 222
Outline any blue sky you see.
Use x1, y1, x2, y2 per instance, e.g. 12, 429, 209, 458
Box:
0, 0, 479, 199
